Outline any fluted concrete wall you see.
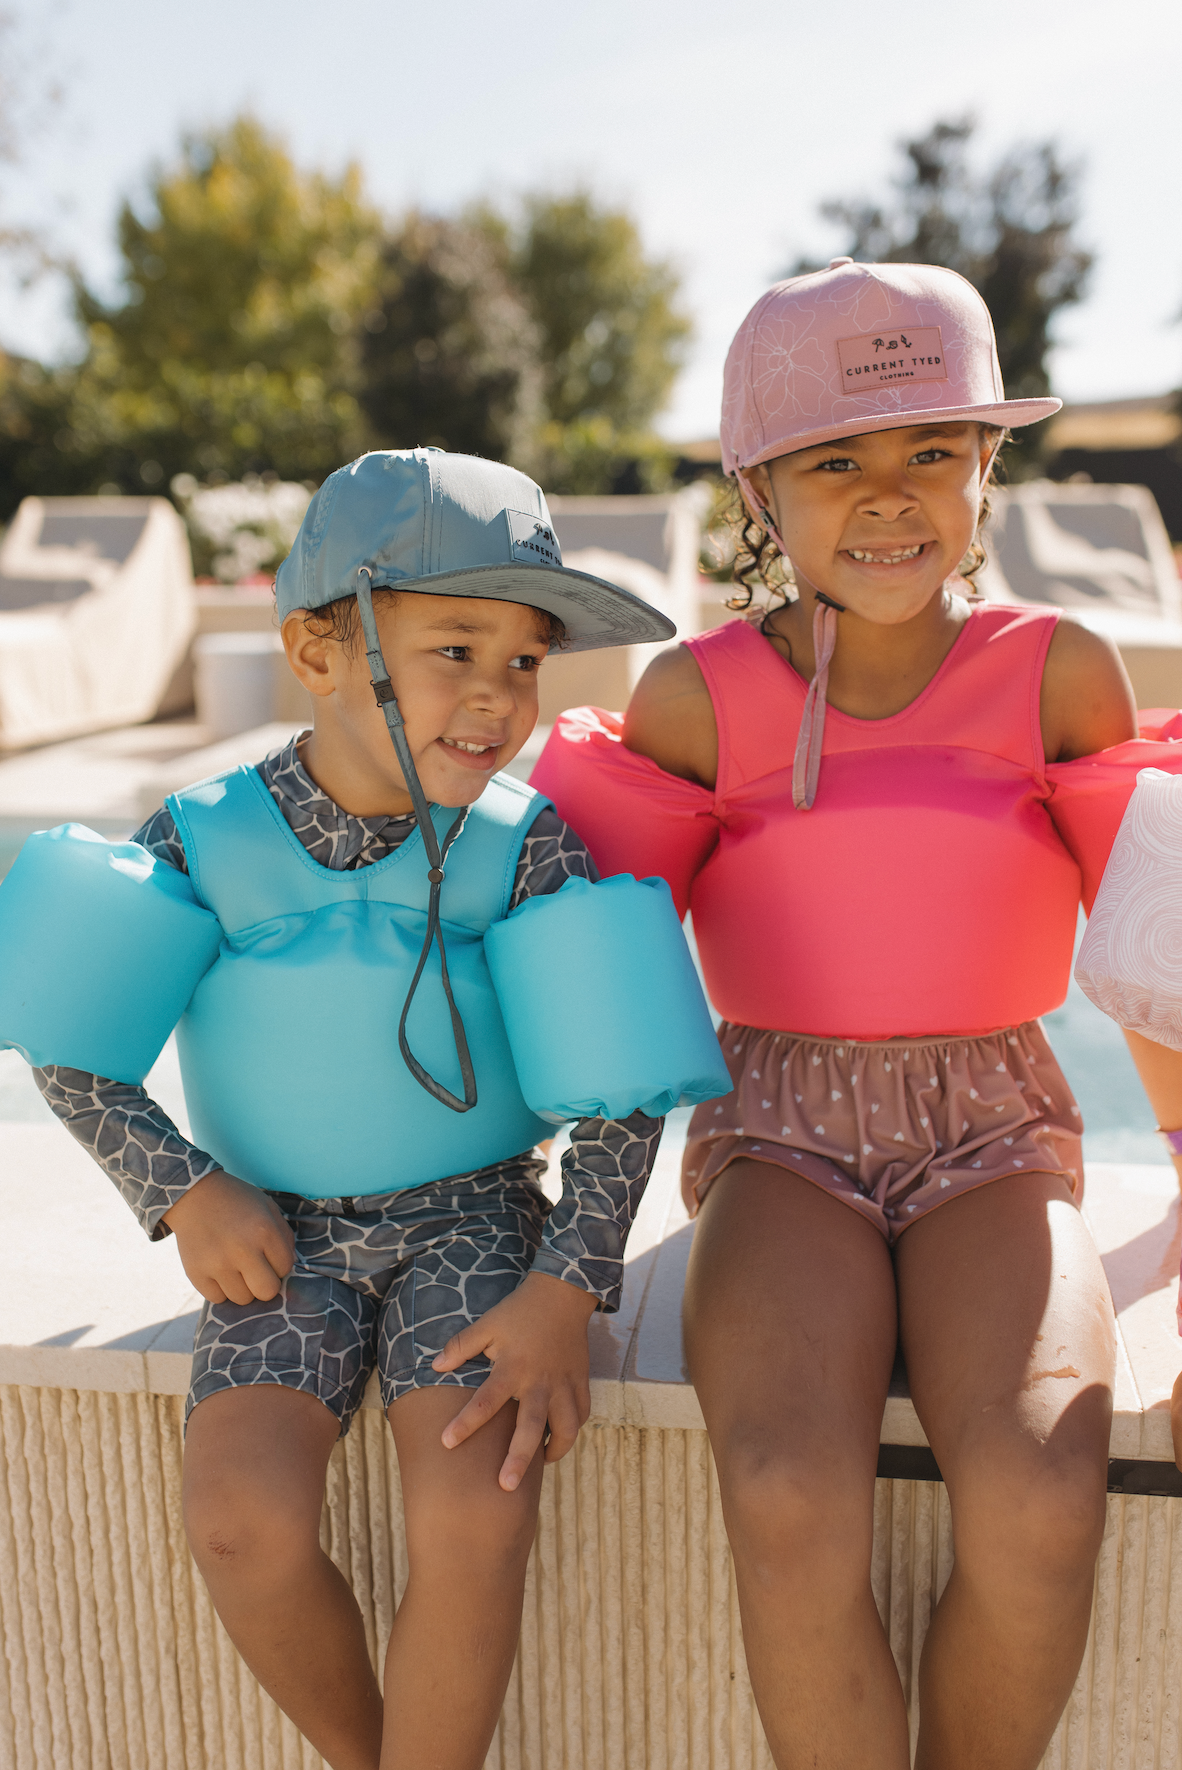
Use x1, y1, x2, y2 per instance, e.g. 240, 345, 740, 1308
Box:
2, 1385, 1180, 1769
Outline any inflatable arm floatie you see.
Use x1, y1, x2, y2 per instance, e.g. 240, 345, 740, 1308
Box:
0, 821, 730, 1124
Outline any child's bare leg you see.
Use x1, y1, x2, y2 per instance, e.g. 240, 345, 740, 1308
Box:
898, 1173, 1114, 1770
184, 1385, 385, 1770
381, 1388, 543, 1770
683, 1160, 909, 1770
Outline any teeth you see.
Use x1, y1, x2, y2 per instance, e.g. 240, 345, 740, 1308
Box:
848, 544, 923, 563
443, 738, 493, 754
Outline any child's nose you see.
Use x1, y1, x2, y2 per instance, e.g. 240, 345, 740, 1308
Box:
469, 671, 517, 714
857, 481, 920, 522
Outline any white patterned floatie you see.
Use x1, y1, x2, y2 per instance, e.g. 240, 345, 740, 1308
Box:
1075, 768, 1182, 1050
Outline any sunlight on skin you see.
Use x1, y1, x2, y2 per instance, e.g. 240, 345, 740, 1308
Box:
281, 589, 551, 816
745, 420, 995, 629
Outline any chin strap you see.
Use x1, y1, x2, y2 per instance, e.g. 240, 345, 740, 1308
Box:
791, 591, 844, 812
355, 568, 477, 1114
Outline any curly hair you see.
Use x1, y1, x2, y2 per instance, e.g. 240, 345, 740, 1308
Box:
299, 588, 568, 652
717, 424, 1008, 612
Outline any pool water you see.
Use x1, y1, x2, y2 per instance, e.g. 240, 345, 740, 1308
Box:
1043, 917, 1163, 1165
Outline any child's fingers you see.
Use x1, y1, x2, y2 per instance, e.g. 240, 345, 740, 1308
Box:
190, 1273, 229, 1305
239, 1250, 287, 1302
260, 1223, 295, 1277
498, 1392, 550, 1492
440, 1374, 510, 1450
432, 1322, 490, 1374
541, 1388, 587, 1465
213, 1269, 258, 1307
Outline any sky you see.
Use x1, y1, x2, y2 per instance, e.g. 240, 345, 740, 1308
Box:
1, 0, 1179, 442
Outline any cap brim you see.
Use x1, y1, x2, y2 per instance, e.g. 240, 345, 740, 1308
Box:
363, 560, 676, 653
739, 396, 1062, 469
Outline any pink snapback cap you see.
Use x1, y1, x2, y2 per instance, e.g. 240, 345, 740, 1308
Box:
720, 258, 1061, 487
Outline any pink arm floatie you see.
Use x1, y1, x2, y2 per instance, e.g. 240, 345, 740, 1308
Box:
530, 708, 719, 918
1046, 710, 1182, 912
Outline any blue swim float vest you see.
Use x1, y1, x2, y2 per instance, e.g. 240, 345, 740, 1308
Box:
0, 766, 730, 1198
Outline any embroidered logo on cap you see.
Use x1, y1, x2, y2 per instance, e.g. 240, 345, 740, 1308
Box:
836, 327, 947, 393
506, 509, 562, 567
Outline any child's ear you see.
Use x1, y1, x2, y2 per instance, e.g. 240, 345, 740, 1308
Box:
282, 612, 337, 699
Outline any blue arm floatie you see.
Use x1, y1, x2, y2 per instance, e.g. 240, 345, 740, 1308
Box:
0, 824, 223, 1082
483, 873, 731, 1123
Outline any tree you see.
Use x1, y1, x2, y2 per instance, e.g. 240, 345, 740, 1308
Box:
0, 117, 381, 513
476, 192, 691, 492
797, 119, 1092, 471
358, 213, 541, 468
0, 124, 695, 514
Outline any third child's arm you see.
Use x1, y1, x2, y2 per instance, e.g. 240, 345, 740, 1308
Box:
1122, 1029, 1182, 1192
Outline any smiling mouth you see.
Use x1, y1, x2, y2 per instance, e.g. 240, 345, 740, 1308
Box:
441, 737, 498, 755
846, 543, 926, 564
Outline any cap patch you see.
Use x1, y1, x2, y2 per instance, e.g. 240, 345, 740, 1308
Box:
506, 509, 562, 568
836, 327, 946, 393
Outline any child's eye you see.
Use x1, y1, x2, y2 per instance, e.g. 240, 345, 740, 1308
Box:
509, 654, 542, 672
911, 448, 953, 464
438, 646, 470, 662
816, 456, 857, 473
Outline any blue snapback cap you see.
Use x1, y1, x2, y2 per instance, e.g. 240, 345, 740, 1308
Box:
275, 447, 676, 653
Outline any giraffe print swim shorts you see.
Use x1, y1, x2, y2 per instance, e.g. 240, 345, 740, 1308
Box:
186, 1156, 550, 1434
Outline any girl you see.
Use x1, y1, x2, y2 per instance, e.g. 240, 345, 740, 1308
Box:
532, 259, 1182, 1770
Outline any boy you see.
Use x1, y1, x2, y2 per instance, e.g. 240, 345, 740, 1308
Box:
27, 449, 696, 1770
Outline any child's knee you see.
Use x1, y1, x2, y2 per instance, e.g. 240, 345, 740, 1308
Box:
184, 1465, 321, 1583
953, 1448, 1107, 1594
718, 1430, 873, 1590
407, 1482, 540, 1584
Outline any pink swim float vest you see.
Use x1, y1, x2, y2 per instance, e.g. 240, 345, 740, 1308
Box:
532, 606, 1182, 1042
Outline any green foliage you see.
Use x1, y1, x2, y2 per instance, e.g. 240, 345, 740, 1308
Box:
0, 117, 379, 512
475, 192, 691, 492
79, 117, 380, 386
0, 119, 692, 516
358, 213, 541, 468
797, 118, 1092, 473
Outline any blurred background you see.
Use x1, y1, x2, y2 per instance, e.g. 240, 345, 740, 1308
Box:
0, 0, 1179, 1159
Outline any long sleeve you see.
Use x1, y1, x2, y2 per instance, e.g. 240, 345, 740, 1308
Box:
530, 1111, 664, 1312
509, 802, 665, 1311
530, 707, 719, 919
31, 800, 222, 1237
32, 1066, 221, 1239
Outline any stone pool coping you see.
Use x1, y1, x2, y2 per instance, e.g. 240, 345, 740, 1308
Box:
3, 1124, 1179, 1464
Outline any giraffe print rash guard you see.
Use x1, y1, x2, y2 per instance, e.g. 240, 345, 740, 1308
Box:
33, 734, 663, 1314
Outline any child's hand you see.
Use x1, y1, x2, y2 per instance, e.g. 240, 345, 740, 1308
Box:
432, 1270, 598, 1492
162, 1171, 295, 1305
1172, 1370, 1182, 1472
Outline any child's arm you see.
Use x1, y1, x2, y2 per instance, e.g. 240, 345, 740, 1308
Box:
432, 1269, 598, 1492
31, 800, 295, 1301
431, 1108, 662, 1492
1117, 1030, 1182, 1467
1122, 1029, 1182, 1189
35, 1065, 294, 1301
433, 809, 666, 1488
